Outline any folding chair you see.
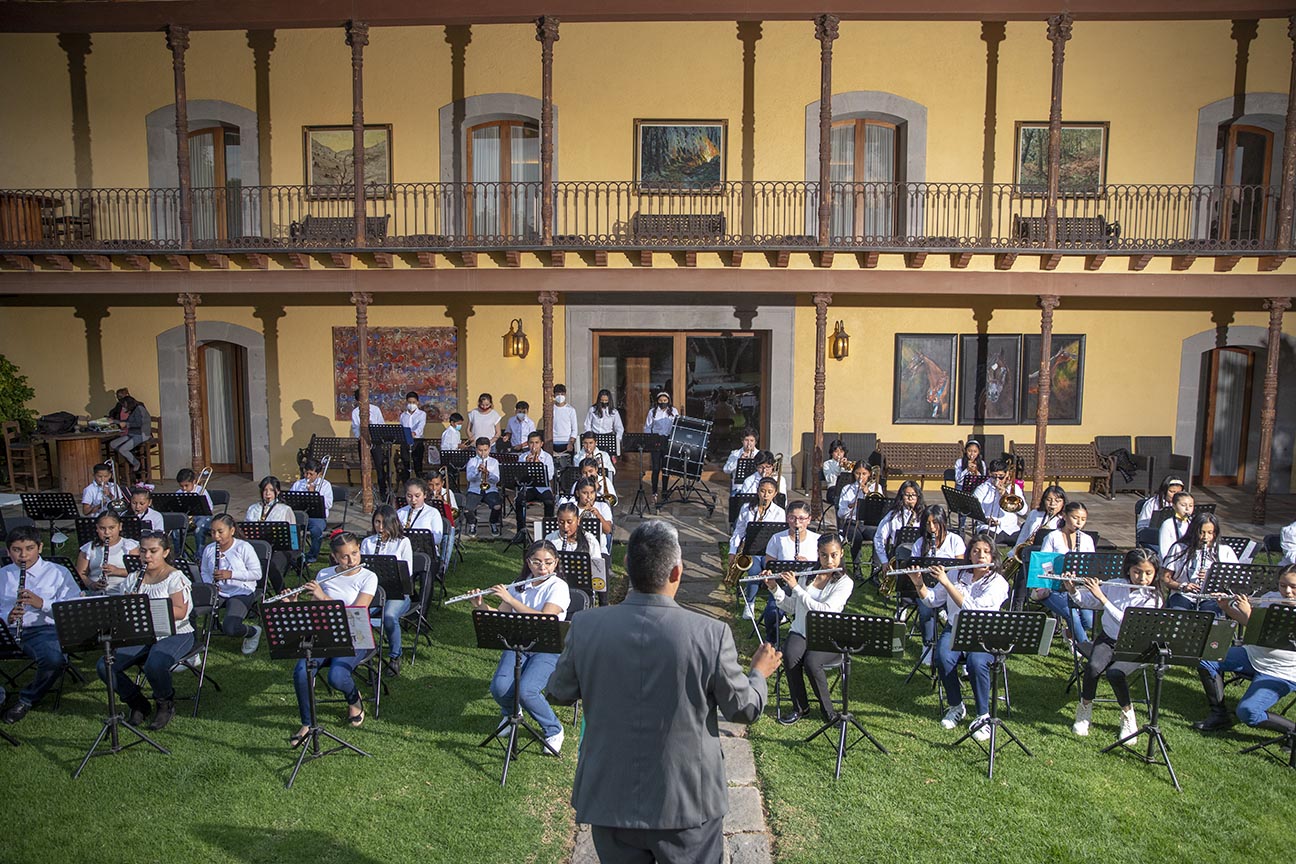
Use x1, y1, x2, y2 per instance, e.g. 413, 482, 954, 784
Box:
170, 582, 222, 716
322, 585, 388, 719
401, 550, 436, 664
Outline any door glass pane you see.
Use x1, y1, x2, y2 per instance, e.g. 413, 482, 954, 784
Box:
863, 123, 896, 237
510, 124, 540, 238
470, 125, 502, 237
189, 131, 218, 241
829, 124, 855, 238
222, 127, 243, 237
685, 335, 763, 459
596, 335, 675, 435
204, 344, 237, 464
1209, 350, 1249, 478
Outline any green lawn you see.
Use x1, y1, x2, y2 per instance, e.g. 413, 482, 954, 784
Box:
0, 544, 606, 864
737, 557, 1295, 864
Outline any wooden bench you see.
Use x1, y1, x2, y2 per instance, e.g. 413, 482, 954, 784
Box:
289, 214, 390, 245
875, 441, 964, 487
1009, 441, 1115, 499
1013, 215, 1120, 246
631, 213, 726, 243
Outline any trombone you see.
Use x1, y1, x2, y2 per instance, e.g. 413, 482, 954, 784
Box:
195, 466, 213, 495
596, 451, 618, 507
107, 459, 131, 517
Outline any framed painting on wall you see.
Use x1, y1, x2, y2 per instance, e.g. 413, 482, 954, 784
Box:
894, 334, 956, 425
1020, 334, 1086, 424
304, 124, 393, 195
633, 120, 727, 191
1013, 121, 1109, 196
957, 334, 1022, 425
332, 326, 458, 422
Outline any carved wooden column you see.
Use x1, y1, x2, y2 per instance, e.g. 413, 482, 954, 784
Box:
167, 25, 193, 250
815, 14, 839, 247
1277, 17, 1296, 250
540, 292, 558, 454
812, 293, 831, 505
536, 17, 559, 246
1044, 13, 1072, 249
1031, 295, 1061, 502
1253, 297, 1291, 523
351, 292, 375, 513
178, 293, 203, 469
347, 21, 369, 249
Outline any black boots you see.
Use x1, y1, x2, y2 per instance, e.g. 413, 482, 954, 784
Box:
148, 697, 176, 731
125, 692, 152, 727
1191, 670, 1235, 732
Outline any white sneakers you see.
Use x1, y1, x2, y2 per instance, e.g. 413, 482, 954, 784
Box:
242, 624, 262, 655
545, 728, 565, 756
741, 606, 755, 621
1072, 701, 1093, 736
941, 703, 967, 729
971, 715, 992, 742
1118, 707, 1138, 741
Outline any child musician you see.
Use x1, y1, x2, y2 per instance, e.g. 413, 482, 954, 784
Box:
723, 430, 760, 495
836, 462, 882, 570
1157, 491, 1195, 561
1032, 501, 1096, 640
471, 539, 571, 755
1065, 548, 1163, 740
872, 481, 925, 576
246, 475, 296, 593
349, 387, 385, 438
738, 450, 788, 497
81, 462, 121, 516
400, 391, 428, 480
577, 431, 617, 497
176, 467, 215, 551
0, 526, 81, 725
567, 478, 613, 555
99, 530, 194, 732
764, 533, 854, 726
465, 437, 503, 537
514, 431, 556, 536
821, 439, 850, 507
289, 532, 378, 746
758, 501, 819, 640
546, 501, 602, 557
954, 439, 986, 489
504, 401, 536, 453
643, 391, 679, 501
290, 458, 334, 564
397, 478, 445, 547
200, 513, 264, 654
732, 477, 787, 615
360, 505, 414, 677
907, 505, 968, 645
440, 412, 465, 452
1163, 512, 1238, 613
583, 389, 625, 455
909, 533, 1009, 742
1137, 476, 1185, 532
129, 486, 165, 532
972, 459, 1021, 543
75, 510, 140, 594
1015, 485, 1067, 548
426, 470, 458, 527
1192, 565, 1296, 735
550, 384, 581, 466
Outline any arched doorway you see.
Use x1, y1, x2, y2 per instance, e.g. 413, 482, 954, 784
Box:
198, 340, 252, 474
1197, 346, 1257, 486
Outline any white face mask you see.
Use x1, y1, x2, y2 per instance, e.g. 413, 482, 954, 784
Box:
406, 404, 418, 414
554, 394, 566, 405
517, 412, 527, 420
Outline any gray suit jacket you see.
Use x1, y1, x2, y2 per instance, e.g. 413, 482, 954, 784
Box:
547, 592, 767, 830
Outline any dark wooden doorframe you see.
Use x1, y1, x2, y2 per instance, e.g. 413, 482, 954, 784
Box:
197, 341, 251, 474
1199, 345, 1255, 486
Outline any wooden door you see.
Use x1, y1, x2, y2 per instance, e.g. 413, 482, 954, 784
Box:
1199, 346, 1255, 486
188, 126, 229, 242
197, 341, 252, 474
1218, 124, 1273, 244
624, 357, 650, 433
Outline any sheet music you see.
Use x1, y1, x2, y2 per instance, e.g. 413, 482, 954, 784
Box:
147, 596, 176, 640
345, 606, 376, 651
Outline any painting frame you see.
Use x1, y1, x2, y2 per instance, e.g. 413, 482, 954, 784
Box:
1020, 334, 1086, 425
1013, 121, 1109, 197
633, 119, 728, 192
332, 326, 458, 422
957, 334, 1023, 426
303, 124, 394, 197
893, 334, 957, 425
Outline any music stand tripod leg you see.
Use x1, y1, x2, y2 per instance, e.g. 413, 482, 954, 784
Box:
288, 651, 370, 790
74, 639, 170, 779
1101, 652, 1180, 791
803, 653, 888, 780
478, 646, 557, 787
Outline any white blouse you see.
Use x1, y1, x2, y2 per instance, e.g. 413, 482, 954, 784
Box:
773, 574, 855, 638
80, 538, 140, 594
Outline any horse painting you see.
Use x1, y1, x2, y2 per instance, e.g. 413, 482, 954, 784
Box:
1022, 335, 1085, 423
896, 336, 956, 423
958, 335, 1021, 425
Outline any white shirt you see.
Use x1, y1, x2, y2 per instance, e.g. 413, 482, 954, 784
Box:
954, 458, 985, 488
544, 530, 602, 559
922, 570, 1010, 629
1040, 529, 1096, 555
505, 414, 537, 447
399, 407, 427, 439
837, 482, 883, 520
508, 574, 571, 621
244, 501, 295, 524
79, 537, 140, 594
350, 403, 385, 438
1071, 579, 1162, 642
973, 482, 1021, 536
1158, 516, 1192, 561
551, 403, 580, 447
467, 455, 501, 494
723, 447, 760, 491
739, 472, 787, 497
440, 426, 463, 451
359, 535, 415, 579
396, 505, 444, 546
200, 539, 262, 598
730, 501, 787, 555
1165, 543, 1239, 587
822, 459, 847, 491
912, 532, 966, 560
0, 557, 81, 631
1245, 593, 1296, 682
289, 477, 334, 517
517, 450, 556, 491
133, 507, 165, 532
765, 529, 820, 562
643, 406, 678, 437
131, 569, 195, 635
873, 508, 922, 566
575, 447, 616, 479
81, 481, 122, 514
773, 573, 855, 638
318, 564, 379, 607
467, 408, 502, 442
1279, 520, 1296, 566
583, 407, 625, 451
1015, 510, 1062, 547
1137, 496, 1172, 532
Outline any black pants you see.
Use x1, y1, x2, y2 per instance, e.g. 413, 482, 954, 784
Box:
219, 594, 256, 639
268, 550, 291, 594
371, 441, 391, 500
591, 816, 724, 864
465, 491, 503, 526
1080, 635, 1133, 706
515, 487, 555, 531
650, 448, 665, 494
783, 631, 838, 720
397, 442, 425, 482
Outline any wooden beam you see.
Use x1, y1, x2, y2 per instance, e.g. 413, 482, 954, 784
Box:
242, 252, 268, 270
200, 253, 228, 269
904, 251, 928, 269
286, 252, 310, 269
729, 249, 743, 267
1170, 255, 1198, 271
950, 251, 973, 268
682, 250, 697, 267
1215, 255, 1241, 272
994, 252, 1018, 270
121, 254, 151, 271
43, 254, 73, 271
460, 250, 477, 267
549, 249, 566, 267
504, 250, 521, 267
1084, 254, 1106, 271
818, 249, 834, 268
1257, 255, 1287, 271
2, 255, 34, 271
859, 251, 879, 268
1040, 253, 1061, 271
328, 252, 352, 268
164, 254, 190, 270
1128, 254, 1152, 271
592, 249, 608, 266
81, 254, 111, 271
372, 251, 394, 268
413, 251, 436, 268
774, 249, 790, 268
638, 250, 653, 267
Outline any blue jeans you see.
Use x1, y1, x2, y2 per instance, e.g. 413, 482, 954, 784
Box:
760, 597, 785, 644
382, 596, 411, 658
935, 626, 994, 716
1038, 590, 1094, 640
915, 601, 936, 644
293, 650, 370, 726
97, 631, 195, 702
16, 626, 65, 707
305, 517, 327, 562
489, 650, 561, 738
1200, 646, 1296, 728
1168, 592, 1223, 617
193, 516, 212, 554
738, 555, 765, 606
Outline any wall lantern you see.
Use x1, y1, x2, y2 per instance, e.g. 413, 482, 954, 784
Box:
830, 320, 850, 360
504, 318, 530, 358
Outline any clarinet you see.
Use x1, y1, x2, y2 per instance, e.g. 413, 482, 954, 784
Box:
12, 562, 27, 640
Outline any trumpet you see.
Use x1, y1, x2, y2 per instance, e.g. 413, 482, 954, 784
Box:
263, 563, 366, 603
724, 553, 753, 588
444, 576, 540, 606
736, 566, 844, 584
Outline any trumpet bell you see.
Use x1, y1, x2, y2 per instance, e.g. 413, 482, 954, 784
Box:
1001, 493, 1026, 514
605, 493, 618, 507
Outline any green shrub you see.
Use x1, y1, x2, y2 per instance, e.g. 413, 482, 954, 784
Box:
0, 354, 38, 434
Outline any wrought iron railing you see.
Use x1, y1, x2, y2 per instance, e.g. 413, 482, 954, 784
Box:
0, 181, 1286, 254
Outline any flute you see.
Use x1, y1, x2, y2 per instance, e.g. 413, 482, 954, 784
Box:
444, 576, 541, 605
1035, 574, 1156, 592
263, 563, 366, 604
888, 562, 988, 578
736, 566, 844, 583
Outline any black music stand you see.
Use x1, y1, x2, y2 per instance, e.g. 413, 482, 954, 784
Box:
741, 523, 786, 560
404, 527, 441, 563
21, 492, 79, 541
1203, 562, 1275, 597
239, 521, 298, 553
52, 594, 169, 778
803, 611, 904, 778
263, 599, 368, 789
151, 492, 213, 520
473, 609, 565, 785
940, 485, 988, 529
898, 557, 965, 685
728, 492, 757, 528
621, 432, 664, 518
949, 609, 1054, 779
439, 447, 472, 493
1238, 604, 1296, 768
0, 625, 23, 746
360, 554, 412, 602
593, 432, 618, 457
503, 461, 551, 551
368, 424, 411, 502
280, 491, 327, 521
557, 551, 595, 597
1100, 607, 1221, 791
75, 516, 144, 546
734, 456, 757, 487
1218, 535, 1257, 563
660, 417, 717, 516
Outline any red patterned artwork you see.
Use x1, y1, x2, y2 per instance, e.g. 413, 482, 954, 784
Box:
332, 326, 459, 421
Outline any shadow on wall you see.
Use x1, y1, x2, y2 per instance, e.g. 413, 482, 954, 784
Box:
284, 398, 335, 472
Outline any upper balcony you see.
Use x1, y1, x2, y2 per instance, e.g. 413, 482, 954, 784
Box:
0, 180, 1288, 271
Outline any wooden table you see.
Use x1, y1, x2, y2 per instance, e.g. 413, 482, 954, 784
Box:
0, 193, 59, 244
38, 430, 116, 494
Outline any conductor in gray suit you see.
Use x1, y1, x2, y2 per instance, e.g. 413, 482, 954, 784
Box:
548, 520, 782, 863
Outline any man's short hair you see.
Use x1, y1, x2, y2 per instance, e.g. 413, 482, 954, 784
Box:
626, 521, 681, 593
